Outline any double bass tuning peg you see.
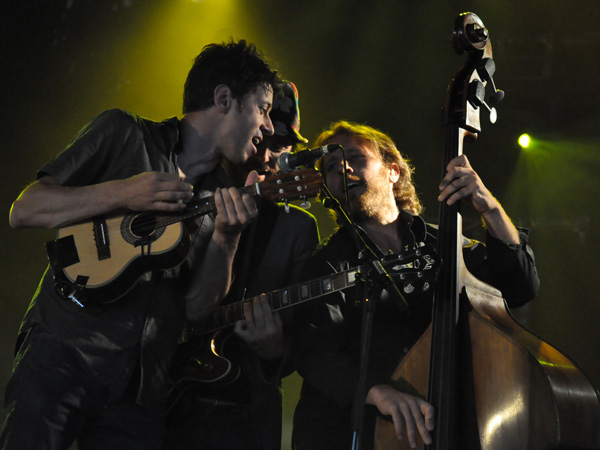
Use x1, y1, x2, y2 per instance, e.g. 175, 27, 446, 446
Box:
476, 58, 505, 105
468, 80, 498, 123
465, 22, 489, 44
468, 58, 505, 124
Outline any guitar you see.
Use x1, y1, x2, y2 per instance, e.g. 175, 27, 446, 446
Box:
170, 245, 438, 388
45, 169, 323, 305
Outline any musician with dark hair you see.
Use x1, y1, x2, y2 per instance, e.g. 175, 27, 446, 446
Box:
291, 121, 539, 450
1, 39, 281, 450
165, 80, 320, 450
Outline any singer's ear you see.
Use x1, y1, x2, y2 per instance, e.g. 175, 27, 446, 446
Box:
214, 84, 233, 112
388, 163, 400, 183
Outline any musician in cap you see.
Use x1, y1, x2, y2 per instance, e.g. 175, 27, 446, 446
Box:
240, 80, 309, 180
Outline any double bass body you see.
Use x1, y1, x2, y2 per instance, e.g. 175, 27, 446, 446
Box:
375, 260, 600, 449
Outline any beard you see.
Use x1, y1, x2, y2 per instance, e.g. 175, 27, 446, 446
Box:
349, 167, 398, 223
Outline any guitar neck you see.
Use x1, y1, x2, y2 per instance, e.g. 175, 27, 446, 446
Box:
181, 267, 358, 341
152, 168, 324, 230
154, 185, 257, 228
180, 247, 436, 342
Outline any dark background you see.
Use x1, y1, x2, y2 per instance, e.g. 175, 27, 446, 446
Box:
1, 1, 599, 448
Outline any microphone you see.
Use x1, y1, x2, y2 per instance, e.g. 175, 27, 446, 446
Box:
277, 144, 341, 173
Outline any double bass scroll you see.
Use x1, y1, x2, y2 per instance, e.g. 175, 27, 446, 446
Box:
375, 12, 600, 450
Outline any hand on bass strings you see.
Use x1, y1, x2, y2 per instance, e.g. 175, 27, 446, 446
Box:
438, 154, 520, 244
366, 384, 434, 448
234, 294, 284, 360
437, 154, 498, 214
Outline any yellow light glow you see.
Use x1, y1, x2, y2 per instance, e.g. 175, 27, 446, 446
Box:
82, 0, 246, 119
518, 134, 531, 148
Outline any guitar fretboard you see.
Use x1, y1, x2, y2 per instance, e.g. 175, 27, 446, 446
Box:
181, 268, 358, 341
180, 247, 436, 343
148, 185, 258, 230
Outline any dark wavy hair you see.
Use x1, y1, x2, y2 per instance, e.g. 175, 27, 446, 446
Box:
183, 39, 280, 114
314, 120, 422, 215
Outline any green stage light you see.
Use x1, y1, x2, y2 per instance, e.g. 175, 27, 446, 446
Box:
518, 134, 531, 148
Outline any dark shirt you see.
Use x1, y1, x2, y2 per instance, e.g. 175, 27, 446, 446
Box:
165, 200, 320, 450
21, 109, 216, 405
292, 210, 539, 450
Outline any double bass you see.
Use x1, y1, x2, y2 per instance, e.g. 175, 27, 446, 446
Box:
375, 12, 600, 450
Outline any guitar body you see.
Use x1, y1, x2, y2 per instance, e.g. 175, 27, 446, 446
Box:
167, 331, 241, 414
49, 211, 191, 302
171, 331, 241, 386
375, 265, 600, 450
45, 169, 325, 305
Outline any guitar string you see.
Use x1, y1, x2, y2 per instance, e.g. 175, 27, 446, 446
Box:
184, 251, 436, 339
108, 175, 319, 237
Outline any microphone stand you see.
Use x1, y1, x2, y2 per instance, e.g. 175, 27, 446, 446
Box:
320, 183, 407, 450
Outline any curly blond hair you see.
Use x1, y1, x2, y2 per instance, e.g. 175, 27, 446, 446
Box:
314, 120, 422, 214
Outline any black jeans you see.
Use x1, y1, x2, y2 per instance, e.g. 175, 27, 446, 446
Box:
165, 396, 262, 450
0, 328, 166, 450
